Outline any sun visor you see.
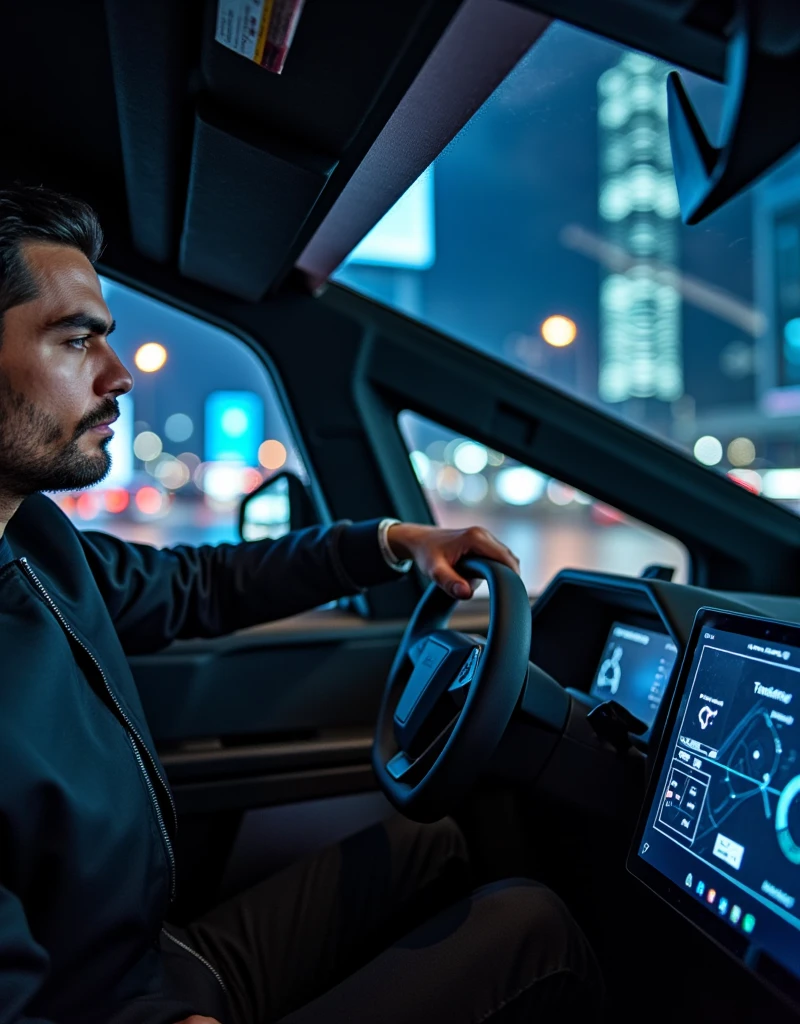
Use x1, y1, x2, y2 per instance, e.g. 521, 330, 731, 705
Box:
179, 108, 336, 300
105, 0, 195, 263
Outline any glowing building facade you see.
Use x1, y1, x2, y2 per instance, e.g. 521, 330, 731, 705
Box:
597, 53, 683, 406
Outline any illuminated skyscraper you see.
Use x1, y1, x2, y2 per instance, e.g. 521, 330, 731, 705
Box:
597, 53, 683, 407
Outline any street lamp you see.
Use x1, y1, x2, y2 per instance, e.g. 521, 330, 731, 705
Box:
134, 342, 168, 372
541, 315, 577, 348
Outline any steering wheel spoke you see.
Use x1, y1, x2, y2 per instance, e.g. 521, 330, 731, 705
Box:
386, 712, 459, 784
373, 558, 531, 822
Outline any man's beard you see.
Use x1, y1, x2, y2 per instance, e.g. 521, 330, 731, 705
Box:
0, 371, 117, 496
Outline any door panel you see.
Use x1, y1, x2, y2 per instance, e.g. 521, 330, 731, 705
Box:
133, 604, 490, 810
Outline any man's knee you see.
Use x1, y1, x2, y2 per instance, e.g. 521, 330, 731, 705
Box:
468, 879, 604, 1013
384, 813, 469, 870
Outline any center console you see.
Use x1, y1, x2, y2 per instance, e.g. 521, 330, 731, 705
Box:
629, 608, 800, 1010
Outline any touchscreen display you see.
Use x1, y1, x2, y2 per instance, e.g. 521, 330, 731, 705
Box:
590, 622, 678, 727
631, 611, 800, 1003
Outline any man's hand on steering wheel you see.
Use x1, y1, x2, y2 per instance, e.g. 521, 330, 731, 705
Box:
386, 524, 521, 599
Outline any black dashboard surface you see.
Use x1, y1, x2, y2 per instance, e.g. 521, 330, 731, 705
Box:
530, 570, 800, 749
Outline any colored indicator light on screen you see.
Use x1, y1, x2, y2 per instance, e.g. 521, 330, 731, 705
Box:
743, 914, 756, 934
718, 898, 728, 915
696, 881, 705, 896
706, 889, 716, 905
729, 906, 742, 925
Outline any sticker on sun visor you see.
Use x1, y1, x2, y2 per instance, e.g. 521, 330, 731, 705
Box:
215, 0, 306, 74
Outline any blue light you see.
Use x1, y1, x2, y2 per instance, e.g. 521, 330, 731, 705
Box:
783, 319, 800, 366
345, 166, 436, 270
104, 393, 134, 488
205, 391, 264, 465
784, 318, 800, 348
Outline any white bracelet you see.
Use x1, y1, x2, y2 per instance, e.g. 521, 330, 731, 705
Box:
377, 518, 413, 573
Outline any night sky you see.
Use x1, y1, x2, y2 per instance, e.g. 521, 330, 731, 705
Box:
338, 22, 766, 429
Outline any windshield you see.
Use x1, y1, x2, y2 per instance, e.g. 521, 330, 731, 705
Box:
334, 21, 800, 516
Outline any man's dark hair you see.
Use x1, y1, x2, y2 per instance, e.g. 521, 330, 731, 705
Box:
0, 184, 103, 337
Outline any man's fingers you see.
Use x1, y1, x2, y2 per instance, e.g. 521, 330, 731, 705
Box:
462, 527, 520, 573
421, 526, 522, 598
431, 558, 471, 600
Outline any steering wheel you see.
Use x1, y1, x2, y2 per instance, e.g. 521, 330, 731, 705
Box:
373, 557, 532, 823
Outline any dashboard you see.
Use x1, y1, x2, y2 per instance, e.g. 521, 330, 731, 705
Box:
631, 608, 800, 1009
528, 569, 684, 744
589, 621, 677, 728
526, 568, 800, 1012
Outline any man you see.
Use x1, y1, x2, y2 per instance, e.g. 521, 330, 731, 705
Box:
0, 185, 602, 1024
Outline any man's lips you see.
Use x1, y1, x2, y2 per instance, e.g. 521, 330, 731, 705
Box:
87, 414, 119, 435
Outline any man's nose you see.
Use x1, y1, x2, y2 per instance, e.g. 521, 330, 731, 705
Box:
98, 349, 134, 397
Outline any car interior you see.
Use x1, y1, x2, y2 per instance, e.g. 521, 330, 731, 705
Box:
5, 0, 800, 1020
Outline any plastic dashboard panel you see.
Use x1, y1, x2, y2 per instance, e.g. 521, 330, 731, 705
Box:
530, 570, 800, 750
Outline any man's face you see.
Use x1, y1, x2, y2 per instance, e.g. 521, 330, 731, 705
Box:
0, 242, 133, 496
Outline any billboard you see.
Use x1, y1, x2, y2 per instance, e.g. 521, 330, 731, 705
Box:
204, 390, 264, 465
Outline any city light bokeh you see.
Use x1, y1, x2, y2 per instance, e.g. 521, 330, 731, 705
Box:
336, 22, 800, 530
50, 277, 307, 549
52, 23, 800, 599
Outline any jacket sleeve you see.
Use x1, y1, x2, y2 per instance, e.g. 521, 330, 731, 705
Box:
0, 888, 198, 1024
0, 885, 54, 1024
77, 519, 401, 655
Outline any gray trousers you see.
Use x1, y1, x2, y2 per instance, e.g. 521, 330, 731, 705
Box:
162, 815, 604, 1023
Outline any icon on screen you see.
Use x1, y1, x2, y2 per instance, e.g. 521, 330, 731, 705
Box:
685, 873, 693, 888
696, 880, 705, 896
730, 905, 742, 925
743, 914, 756, 934
707, 888, 717, 905
718, 898, 729, 915
642, 842, 649, 855
713, 832, 745, 871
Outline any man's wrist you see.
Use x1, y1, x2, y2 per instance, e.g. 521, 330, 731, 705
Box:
378, 519, 413, 572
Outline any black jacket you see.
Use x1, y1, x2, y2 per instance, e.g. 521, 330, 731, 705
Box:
0, 493, 398, 1024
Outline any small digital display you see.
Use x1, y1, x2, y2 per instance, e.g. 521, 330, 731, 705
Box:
630, 610, 800, 1008
590, 622, 678, 727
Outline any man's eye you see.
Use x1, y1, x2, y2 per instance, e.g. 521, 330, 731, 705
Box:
67, 337, 90, 351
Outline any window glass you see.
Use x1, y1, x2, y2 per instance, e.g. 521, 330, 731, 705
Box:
399, 411, 688, 594
336, 22, 800, 518
50, 277, 307, 547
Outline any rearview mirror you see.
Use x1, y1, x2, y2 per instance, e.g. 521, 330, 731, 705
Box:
239, 470, 318, 541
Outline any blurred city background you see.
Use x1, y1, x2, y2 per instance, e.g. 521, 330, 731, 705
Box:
55, 22, 800, 594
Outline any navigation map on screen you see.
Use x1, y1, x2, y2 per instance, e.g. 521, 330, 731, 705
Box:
635, 618, 800, 992
655, 635, 800, 897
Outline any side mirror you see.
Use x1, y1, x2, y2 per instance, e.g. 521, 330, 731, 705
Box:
239, 470, 318, 541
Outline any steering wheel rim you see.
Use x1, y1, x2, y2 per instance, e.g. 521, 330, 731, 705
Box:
373, 557, 531, 822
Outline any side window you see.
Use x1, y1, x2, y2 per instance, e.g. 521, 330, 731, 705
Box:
399, 411, 688, 593
51, 277, 307, 547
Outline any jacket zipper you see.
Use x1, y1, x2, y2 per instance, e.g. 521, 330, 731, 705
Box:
161, 927, 228, 995
18, 556, 177, 902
